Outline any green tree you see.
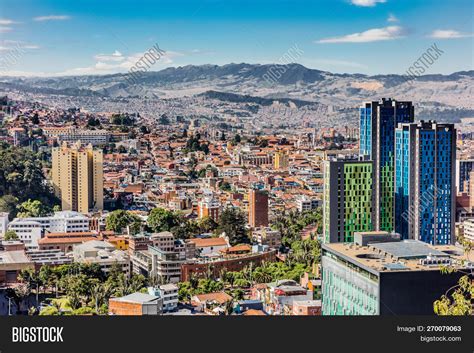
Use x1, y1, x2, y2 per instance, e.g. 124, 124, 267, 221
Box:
105, 210, 142, 234
4, 230, 18, 240
433, 236, 472, 315
198, 217, 218, 233
0, 142, 56, 206
147, 208, 180, 232
17, 199, 52, 218
216, 208, 248, 245
219, 181, 232, 192
0, 195, 19, 219
434, 275, 473, 315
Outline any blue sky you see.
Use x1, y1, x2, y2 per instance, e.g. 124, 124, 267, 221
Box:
0, 0, 472, 76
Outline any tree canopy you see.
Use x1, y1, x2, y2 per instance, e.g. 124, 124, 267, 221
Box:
105, 210, 142, 234
147, 208, 181, 233
216, 208, 248, 245
0, 142, 58, 217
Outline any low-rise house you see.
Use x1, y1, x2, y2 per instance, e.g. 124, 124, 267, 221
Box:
252, 227, 282, 248
148, 283, 179, 312
26, 249, 72, 269
73, 240, 130, 276
187, 237, 229, 257
38, 231, 98, 252
292, 300, 322, 316
109, 292, 163, 315
191, 292, 233, 314
253, 279, 313, 315
0, 250, 34, 285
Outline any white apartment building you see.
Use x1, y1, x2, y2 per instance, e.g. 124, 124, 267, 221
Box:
57, 129, 110, 146
7, 211, 90, 249
218, 166, 244, 177
7, 220, 43, 249
296, 196, 321, 212
158, 283, 179, 312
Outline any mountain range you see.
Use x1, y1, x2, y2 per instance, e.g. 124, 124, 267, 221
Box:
1, 63, 473, 122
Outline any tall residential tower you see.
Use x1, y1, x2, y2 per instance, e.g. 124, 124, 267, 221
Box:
52, 142, 104, 214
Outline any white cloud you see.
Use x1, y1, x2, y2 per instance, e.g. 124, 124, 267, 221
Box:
33, 15, 71, 22
317, 26, 405, 43
0, 27, 12, 33
94, 50, 124, 62
351, 0, 386, 7
429, 29, 473, 39
56, 49, 182, 76
0, 46, 197, 77
387, 14, 398, 23
0, 19, 19, 25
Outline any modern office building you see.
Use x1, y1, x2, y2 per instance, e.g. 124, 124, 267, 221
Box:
456, 159, 474, 194
248, 189, 269, 228
394, 121, 456, 245
58, 129, 110, 146
323, 156, 374, 243
52, 141, 104, 213
359, 98, 414, 232
321, 232, 470, 315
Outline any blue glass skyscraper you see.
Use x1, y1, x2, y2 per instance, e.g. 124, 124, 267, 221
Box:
394, 121, 456, 245
359, 98, 414, 232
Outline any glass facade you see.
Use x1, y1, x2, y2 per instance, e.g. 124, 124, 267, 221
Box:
323, 159, 374, 243
322, 252, 379, 315
359, 99, 414, 233
394, 122, 455, 245
343, 163, 373, 243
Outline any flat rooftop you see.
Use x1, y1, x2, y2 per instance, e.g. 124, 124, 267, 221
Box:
370, 241, 449, 259
110, 292, 160, 304
322, 240, 471, 275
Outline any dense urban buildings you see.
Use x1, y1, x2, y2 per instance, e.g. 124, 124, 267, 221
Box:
0, 93, 470, 318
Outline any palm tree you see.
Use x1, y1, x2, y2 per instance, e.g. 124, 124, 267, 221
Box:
224, 299, 234, 315
91, 283, 112, 314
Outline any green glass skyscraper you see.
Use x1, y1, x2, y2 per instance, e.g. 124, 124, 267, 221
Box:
323, 156, 374, 243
